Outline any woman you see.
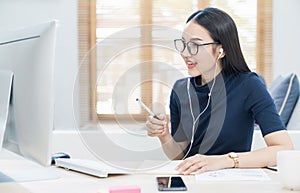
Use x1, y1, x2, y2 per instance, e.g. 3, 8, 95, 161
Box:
145, 7, 293, 175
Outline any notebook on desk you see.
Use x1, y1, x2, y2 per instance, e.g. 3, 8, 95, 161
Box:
55, 158, 181, 178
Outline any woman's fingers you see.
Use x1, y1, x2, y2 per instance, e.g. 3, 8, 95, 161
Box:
146, 120, 164, 133
145, 115, 168, 137
176, 154, 207, 175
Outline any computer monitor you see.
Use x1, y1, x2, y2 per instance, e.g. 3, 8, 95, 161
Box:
0, 20, 57, 166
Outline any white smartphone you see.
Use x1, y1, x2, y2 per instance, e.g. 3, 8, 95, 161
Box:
136, 98, 159, 119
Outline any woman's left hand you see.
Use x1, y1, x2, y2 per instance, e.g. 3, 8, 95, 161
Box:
176, 154, 233, 175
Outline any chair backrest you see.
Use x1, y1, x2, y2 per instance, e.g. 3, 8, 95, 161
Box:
287, 94, 300, 130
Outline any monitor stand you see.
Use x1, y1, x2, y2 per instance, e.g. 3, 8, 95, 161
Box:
0, 149, 59, 183
0, 71, 59, 183
0, 70, 13, 151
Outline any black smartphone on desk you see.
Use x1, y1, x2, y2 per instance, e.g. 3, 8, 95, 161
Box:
156, 176, 187, 191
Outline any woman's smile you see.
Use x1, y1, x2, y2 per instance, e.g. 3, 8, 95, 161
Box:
185, 59, 198, 69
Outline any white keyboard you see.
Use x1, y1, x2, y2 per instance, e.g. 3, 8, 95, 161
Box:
55, 158, 182, 178
55, 158, 132, 178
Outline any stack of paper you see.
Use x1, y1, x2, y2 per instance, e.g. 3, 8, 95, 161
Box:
196, 168, 270, 181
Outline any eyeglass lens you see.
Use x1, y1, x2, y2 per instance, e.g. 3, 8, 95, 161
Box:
174, 39, 198, 55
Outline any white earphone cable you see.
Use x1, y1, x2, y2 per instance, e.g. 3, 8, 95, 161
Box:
182, 53, 221, 159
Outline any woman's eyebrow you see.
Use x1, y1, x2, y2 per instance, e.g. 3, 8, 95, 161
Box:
181, 37, 203, 42
190, 37, 203, 41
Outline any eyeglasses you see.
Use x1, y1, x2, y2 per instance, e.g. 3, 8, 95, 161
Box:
174, 39, 220, 56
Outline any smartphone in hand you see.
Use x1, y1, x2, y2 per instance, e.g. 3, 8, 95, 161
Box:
156, 176, 187, 191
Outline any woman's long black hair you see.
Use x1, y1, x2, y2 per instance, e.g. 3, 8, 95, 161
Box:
187, 7, 251, 74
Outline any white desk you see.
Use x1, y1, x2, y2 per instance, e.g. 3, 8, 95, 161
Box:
1, 150, 299, 193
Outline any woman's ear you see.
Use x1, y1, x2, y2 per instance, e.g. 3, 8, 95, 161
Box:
218, 47, 225, 58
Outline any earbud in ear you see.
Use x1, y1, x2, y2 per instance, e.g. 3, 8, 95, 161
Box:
219, 48, 223, 54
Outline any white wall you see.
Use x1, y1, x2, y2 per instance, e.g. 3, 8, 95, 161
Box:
273, 0, 300, 78
0, 0, 79, 129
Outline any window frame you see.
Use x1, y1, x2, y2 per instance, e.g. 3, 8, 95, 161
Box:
77, 0, 272, 125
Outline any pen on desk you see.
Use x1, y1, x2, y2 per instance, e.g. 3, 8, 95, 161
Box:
136, 98, 159, 119
265, 166, 277, 172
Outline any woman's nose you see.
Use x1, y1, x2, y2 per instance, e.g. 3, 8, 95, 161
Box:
181, 47, 191, 58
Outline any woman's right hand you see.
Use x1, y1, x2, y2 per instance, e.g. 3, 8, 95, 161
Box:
145, 114, 169, 138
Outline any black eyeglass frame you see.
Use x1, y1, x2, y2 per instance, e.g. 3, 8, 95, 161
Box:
174, 39, 220, 56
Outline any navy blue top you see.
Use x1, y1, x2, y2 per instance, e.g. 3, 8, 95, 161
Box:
170, 72, 285, 157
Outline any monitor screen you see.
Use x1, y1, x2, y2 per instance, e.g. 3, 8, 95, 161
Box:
0, 20, 57, 166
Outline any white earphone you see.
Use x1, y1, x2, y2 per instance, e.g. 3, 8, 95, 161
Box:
183, 49, 222, 159
219, 48, 223, 56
